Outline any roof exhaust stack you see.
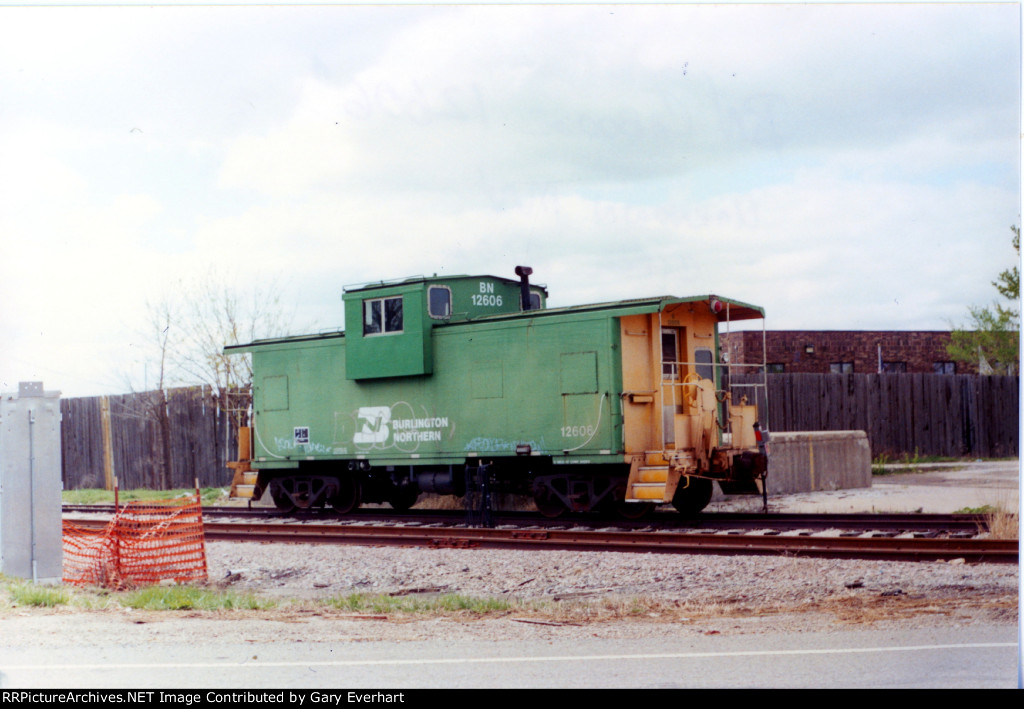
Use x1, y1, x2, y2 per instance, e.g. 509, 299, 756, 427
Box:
515, 265, 534, 311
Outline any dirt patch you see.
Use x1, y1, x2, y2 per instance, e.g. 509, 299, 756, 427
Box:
0, 583, 1016, 648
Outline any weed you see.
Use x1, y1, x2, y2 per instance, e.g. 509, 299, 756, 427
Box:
5, 582, 72, 608
62, 487, 227, 507
433, 594, 511, 613
325, 592, 513, 615
1, 580, 275, 614
954, 505, 997, 515
871, 452, 976, 476
957, 489, 1020, 540
983, 507, 1019, 541
121, 585, 276, 611
871, 453, 892, 476
906, 448, 922, 473
60, 488, 115, 505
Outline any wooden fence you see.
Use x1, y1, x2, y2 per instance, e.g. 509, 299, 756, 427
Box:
61, 374, 1018, 490
61, 387, 246, 491
729, 373, 1018, 459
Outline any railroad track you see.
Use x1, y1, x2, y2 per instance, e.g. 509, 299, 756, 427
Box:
63, 506, 1017, 563
64, 504, 990, 529
64, 504, 992, 533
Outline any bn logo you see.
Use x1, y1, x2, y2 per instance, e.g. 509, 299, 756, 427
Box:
354, 406, 391, 444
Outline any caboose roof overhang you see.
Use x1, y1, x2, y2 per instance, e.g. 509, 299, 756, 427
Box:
224, 330, 344, 355
461, 294, 764, 324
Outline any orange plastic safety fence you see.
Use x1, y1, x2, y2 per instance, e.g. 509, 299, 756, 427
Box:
63, 497, 208, 588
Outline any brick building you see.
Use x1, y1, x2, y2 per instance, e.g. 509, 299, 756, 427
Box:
719, 330, 972, 374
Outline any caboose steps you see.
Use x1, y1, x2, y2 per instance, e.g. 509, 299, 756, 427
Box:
628, 484, 669, 501
625, 463, 672, 503
637, 466, 669, 483
229, 471, 258, 500
228, 427, 257, 500
231, 485, 256, 500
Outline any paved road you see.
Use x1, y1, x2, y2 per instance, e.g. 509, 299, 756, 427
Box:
0, 625, 1016, 689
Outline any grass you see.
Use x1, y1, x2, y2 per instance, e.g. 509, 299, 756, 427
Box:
0, 576, 273, 612
871, 451, 974, 476
322, 592, 739, 623
954, 502, 1019, 540
872, 453, 1018, 476
981, 505, 1019, 541
0, 578, 698, 622
325, 592, 513, 615
62, 487, 228, 506
0, 577, 516, 617
953, 484, 1019, 540
954, 505, 998, 515
121, 585, 276, 611
5, 580, 73, 608
0, 580, 1017, 629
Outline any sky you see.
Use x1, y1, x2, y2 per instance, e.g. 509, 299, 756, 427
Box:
0, 3, 1019, 397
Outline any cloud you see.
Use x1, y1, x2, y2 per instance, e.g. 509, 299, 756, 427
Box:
0, 4, 1017, 395
216, 5, 1017, 207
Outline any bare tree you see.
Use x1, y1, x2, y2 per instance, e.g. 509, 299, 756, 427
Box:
127, 269, 299, 487
166, 268, 296, 425
112, 297, 178, 488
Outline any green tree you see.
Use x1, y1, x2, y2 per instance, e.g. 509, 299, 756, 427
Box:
993, 225, 1020, 302
947, 225, 1020, 374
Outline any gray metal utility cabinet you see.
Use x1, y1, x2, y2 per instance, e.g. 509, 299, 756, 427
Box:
0, 382, 63, 583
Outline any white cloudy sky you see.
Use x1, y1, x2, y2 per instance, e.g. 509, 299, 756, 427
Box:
0, 3, 1019, 397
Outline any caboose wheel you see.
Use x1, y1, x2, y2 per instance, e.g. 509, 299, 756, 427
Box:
613, 500, 655, 520
271, 475, 335, 513
672, 477, 713, 516
388, 485, 419, 511
329, 475, 362, 515
270, 486, 296, 514
533, 487, 567, 518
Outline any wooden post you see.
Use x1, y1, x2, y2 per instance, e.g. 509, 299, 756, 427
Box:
100, 395, 114, 491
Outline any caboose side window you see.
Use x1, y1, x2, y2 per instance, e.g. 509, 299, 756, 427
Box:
695, 348, 714, 380
428, 286, 452, 319
662, 329, 679, 379
363, 296, 403, 335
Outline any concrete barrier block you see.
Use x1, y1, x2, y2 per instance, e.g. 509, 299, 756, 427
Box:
761, 431, 872, 494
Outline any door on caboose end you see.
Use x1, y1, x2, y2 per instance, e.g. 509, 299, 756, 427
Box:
660, 326, 686, 447
618, 312, 661, 456
618, 301, 724, 459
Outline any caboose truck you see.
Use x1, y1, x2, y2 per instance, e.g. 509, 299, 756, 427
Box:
225, 268, 768, 518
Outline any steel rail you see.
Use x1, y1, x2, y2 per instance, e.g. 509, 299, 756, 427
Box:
62, 505, 991, 533
63, 516, 1017, 563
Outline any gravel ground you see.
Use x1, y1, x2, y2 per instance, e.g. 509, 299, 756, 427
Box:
192, 539, 1019, 640
1, 542, 1013, 649
2, 464, 1017, 646
197, 460, 1019, 639
191, 459, 1019, 638
207, 540, 1015, 604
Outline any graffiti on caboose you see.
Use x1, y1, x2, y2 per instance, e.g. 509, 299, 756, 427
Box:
463, 436, 549, 454
343, 401, 454, 453
272, 430, 333, 455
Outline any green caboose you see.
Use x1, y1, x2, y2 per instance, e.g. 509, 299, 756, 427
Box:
226, 269, 768, 517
